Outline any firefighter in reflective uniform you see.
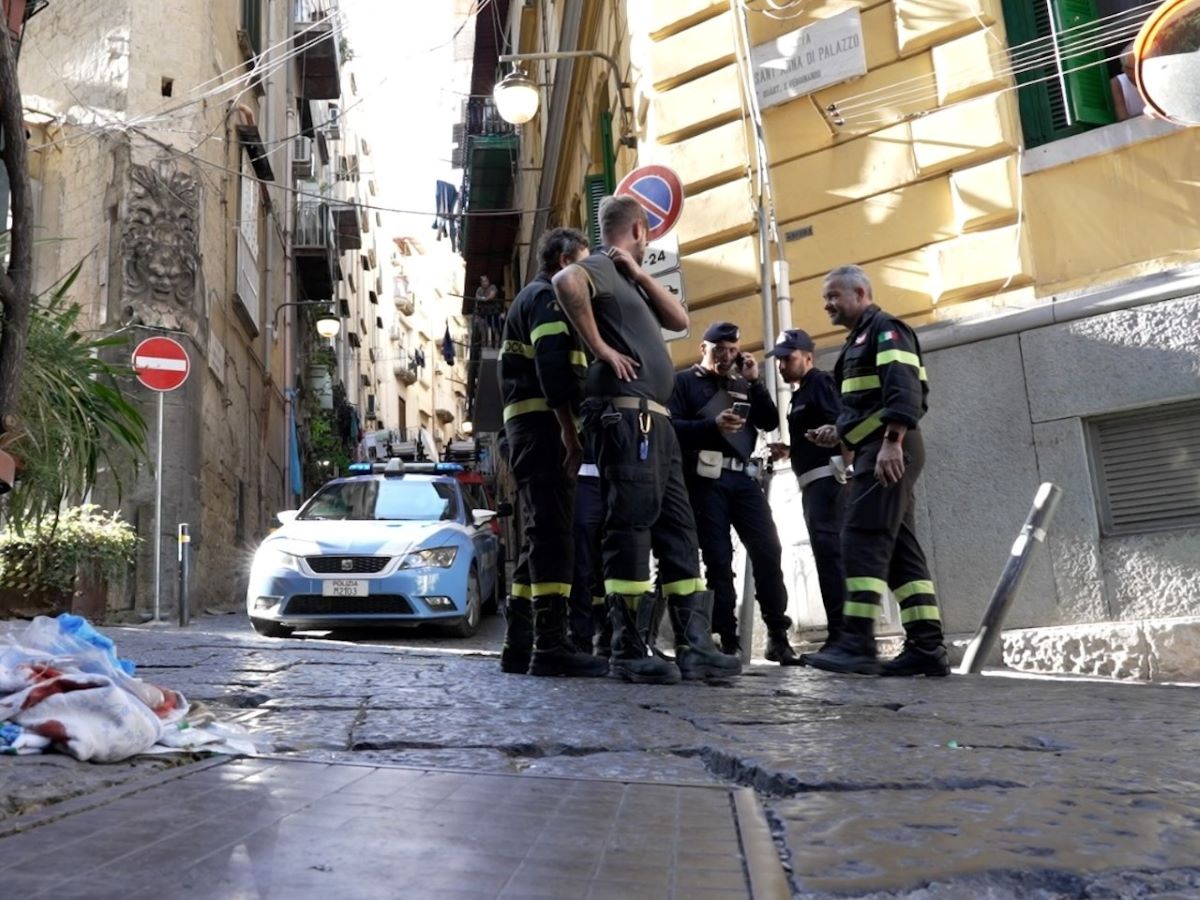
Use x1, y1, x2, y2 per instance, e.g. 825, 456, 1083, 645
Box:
498, 227, 607, 678
766, 328, 846, 653
568, 437, 608, 656
804, 265, 950, 677
669, 321, 801, 665
553, 196, 741, 684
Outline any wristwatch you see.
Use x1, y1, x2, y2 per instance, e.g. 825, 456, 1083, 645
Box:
884, 430, 902, 443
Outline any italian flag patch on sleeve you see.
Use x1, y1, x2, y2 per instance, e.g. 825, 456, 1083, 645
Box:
878, 330, 896, 344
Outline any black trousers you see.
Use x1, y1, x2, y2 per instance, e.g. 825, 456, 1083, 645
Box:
568, 473, 604, 641
686, 469, 792, 638
800, 475, 846, 640
508, 422, 575, 601
588, 404, 703, 599
840, 432, 943, 646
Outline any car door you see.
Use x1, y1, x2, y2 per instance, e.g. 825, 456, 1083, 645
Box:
461, 482, 498, 594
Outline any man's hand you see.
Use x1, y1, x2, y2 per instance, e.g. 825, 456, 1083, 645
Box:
874, 440, 906, 486
768, 441, 790, 461
740, 353, 760, 382
606, 246, 641, 280
595, 342, 639, 382
716, 409, 744, 435
806, 425, 839, 448
560, 427, 582, 479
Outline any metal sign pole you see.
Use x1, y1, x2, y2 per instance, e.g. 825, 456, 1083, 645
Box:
153, 391, 164, 622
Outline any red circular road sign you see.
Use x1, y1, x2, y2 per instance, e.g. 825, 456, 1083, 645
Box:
132, 336, 190, 392
616, 164, 685, 241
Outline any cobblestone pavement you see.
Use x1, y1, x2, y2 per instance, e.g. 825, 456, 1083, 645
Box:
4, 613, 1200, 897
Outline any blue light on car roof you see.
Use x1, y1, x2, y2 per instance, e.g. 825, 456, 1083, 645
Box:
434, 463, 463, 473
348, 463, 373, 473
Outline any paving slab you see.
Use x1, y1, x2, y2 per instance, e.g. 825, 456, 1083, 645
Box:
0, 757, 787, 900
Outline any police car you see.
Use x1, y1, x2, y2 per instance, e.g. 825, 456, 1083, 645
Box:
246, 460, 504, 639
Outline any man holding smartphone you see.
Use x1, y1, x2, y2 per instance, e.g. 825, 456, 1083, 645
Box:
668, 321, 801, 665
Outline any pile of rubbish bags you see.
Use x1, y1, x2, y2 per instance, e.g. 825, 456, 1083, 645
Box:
1, 614, 254, 762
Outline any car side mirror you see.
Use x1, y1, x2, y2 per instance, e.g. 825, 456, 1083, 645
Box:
472, 508, 498, 528
276, 510, 299, 525
495, 501, 513, 518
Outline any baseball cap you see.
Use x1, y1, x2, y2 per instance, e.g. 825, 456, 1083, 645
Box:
765, 329, 816, 357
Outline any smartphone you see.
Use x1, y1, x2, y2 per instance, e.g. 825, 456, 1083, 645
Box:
732, 401, 751, 419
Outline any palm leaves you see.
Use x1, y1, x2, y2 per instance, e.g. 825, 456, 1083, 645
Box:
3, 260, 149, 526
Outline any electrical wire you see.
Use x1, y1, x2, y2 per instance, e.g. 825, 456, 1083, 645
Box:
825, 3, 1155, 119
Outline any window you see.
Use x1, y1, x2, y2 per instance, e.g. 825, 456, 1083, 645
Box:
236, 154, 261, 329
584, 174, 606, 249
1001, 0, 1149, 147
1088, 399, 1200, 535
241, 0, 263, 59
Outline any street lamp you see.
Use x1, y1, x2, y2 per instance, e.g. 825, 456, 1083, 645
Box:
494, 50, 637, 147
492, 68, 539, 124
271, 300, 341, 338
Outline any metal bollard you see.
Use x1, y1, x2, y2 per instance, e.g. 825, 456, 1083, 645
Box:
959, 483, 1063, 674
177, 523, 191, 627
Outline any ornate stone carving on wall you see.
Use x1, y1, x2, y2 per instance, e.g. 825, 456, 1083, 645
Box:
122, 158, 199, 311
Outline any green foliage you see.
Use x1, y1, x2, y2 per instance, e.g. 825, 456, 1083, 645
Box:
4, 260, 149, 524
303, 409, 350, 488
0, 504, 139, 593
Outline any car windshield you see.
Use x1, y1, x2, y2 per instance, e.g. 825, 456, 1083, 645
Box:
298, 479, 459, 521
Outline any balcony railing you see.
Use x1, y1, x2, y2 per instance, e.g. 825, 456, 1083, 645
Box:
463, 98, 515, 138
293, 198, 335, 299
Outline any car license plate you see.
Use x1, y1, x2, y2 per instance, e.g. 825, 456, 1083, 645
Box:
322, 579, 368, 597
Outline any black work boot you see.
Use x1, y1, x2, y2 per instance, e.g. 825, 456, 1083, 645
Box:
765, 630, 804, 666
499, 595, 532, 674
803, 631, 880, 675
592, 603, 612, 658
718, 632, 741, 656
880, 641, 951, 677
607, 594, 681, 684
669, 592, 742, 680
529, 597, 609, 677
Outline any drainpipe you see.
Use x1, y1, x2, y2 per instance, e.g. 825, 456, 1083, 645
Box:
283, 111, 297, 501
524, 0, 583, 279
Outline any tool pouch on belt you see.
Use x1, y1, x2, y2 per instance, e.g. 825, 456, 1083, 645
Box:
696, 449, 723, 479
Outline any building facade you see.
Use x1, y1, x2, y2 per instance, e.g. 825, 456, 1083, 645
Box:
464, 0, 1200, 678
16, 0, 375, 617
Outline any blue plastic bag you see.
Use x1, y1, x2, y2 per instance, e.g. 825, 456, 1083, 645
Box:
56, 614, 136, 676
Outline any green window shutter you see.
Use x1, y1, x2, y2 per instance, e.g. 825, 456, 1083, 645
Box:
242, 0, 262, 57
585, 174, 606, 248
1000, 0, 1115, 148
1054, 0, 1118, 126
600, 111, 616, 193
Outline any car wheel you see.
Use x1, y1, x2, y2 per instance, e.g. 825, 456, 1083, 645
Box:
250, 617, 294, 638
447, 568, 482, 638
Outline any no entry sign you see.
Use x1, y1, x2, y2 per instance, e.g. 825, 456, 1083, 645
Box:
616, 164, 685, 241
132, 336, 190, 392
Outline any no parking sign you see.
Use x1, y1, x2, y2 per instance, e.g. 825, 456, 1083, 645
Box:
616, 165, 684, 241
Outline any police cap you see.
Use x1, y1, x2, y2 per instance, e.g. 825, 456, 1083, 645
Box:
702, 321, 740, 344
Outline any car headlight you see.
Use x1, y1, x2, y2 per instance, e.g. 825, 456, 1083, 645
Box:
255, 545, 303, 573
399, 546, 457, 569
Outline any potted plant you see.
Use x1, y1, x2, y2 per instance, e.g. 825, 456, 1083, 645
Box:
0, 505, 139, 620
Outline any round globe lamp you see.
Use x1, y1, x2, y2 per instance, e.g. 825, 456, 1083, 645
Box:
493, 69, 539, 125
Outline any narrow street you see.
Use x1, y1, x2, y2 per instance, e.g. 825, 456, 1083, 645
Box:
4, 614, 1199, 897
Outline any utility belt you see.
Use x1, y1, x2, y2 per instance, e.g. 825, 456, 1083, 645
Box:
609, 396, 670, 417
797, 457, 849, 490
696, 450, 761, 481
588, 395, 670, 464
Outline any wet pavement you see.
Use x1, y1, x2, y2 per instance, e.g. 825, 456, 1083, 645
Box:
3, 613, 1200, 897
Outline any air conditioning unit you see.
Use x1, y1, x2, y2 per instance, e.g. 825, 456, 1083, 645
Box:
293, 137, 313, 177
326, 103, 341, 140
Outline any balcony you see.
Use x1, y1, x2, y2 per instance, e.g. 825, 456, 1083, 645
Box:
293, 198, 335, 299
292, 0, 341, 100
460, 97, 518, 314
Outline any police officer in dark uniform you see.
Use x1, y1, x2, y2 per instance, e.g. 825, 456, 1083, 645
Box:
766, 328, 846, 652
804, 265, 950, 677
553, 195, 741, 684
669, 321, 801, 665
498, 227, 607, 678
